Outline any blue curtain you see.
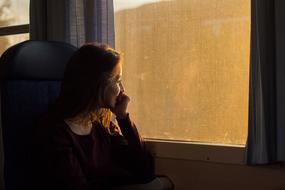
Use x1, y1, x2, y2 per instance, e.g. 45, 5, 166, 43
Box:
30, 0, 115, 47
246, 0, 285, 164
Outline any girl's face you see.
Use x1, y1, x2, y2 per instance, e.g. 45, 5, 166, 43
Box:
103, 65, 125, 109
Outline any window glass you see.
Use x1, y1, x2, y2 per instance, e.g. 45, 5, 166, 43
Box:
0, 0, 29, 27
0, 33, 29, 54
114, 0, 250, 145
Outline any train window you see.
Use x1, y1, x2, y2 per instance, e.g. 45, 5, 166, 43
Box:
0, 33, 29, 53
114, 0, 250, 145
0, 0, 29, 54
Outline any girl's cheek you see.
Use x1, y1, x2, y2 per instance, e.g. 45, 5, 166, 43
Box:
115, 84, 121, 95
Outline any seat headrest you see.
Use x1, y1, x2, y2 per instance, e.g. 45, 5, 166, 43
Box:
0, 40, 77, 80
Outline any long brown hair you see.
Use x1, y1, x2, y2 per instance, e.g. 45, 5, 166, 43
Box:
51, 43, 121, 129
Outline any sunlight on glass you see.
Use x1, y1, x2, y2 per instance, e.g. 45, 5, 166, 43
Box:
0, 33, 29, 54
0, 0, 29, 27
114, 0, 250, 145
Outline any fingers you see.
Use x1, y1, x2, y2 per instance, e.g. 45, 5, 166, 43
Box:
117, 92, 130, 104
113, 93, 130, 119
121, 93, 130, 103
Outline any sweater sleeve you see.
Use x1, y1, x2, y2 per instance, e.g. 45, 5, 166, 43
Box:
111, 114, 155, 184
36, 123, 91, 190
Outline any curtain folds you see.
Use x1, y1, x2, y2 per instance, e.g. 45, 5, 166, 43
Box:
30, 0, 115, 47
246, 0, 285, 164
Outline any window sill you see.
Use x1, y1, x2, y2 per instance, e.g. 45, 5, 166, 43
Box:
145, 139, 245, 165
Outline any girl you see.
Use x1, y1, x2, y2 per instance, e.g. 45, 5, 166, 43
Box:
34, 43, 155, 190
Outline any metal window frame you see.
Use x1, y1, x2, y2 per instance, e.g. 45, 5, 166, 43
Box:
145, 139, 245, 165
0, 24, 29, 36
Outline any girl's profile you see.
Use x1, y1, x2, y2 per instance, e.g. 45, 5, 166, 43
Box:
33, 43, 155, 190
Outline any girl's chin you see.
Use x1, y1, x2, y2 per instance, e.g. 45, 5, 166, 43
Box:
101, 98, 116, 109
107, 101, 116, 110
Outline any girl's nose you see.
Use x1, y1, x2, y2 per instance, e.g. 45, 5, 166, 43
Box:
119, 81, 125, 93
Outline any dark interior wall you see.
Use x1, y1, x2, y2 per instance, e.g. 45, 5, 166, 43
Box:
156, 157, 285, 190
0, 128, 4, 190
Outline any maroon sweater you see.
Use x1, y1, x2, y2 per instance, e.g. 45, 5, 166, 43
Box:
33, 114, 155, 190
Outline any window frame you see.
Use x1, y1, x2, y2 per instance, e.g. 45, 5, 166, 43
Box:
145, 139, 245, 165
0, 24, 29, 36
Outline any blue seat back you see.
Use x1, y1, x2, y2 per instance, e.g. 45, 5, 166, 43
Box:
0, 40, 77, 190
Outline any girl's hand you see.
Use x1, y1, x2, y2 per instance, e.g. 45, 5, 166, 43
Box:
112, 92, 130, 119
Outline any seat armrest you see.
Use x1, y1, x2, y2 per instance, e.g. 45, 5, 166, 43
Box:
113, 176, 174, 190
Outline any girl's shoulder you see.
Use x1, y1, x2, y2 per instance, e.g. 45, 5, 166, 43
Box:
35, 115, 71, 145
